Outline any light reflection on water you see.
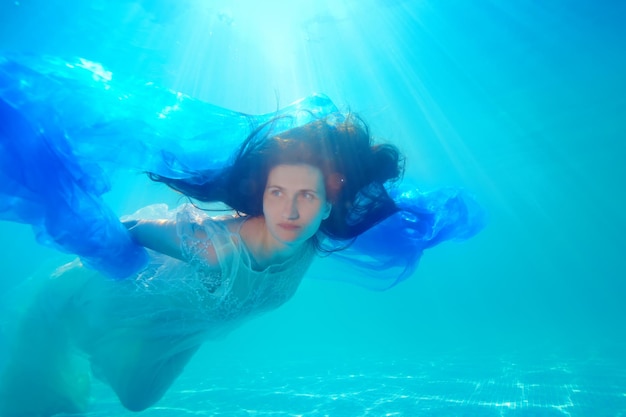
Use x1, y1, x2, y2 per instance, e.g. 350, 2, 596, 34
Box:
74, 354, 626, 417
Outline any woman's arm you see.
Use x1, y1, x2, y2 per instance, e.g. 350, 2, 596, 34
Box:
123, 218, 223, 268
123, 219, 184, 261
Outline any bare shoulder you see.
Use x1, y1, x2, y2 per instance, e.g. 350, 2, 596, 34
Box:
236, 216, 264, 243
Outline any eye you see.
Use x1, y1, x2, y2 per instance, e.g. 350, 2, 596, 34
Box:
268, 188, 283, 197
301, 192, 316, 201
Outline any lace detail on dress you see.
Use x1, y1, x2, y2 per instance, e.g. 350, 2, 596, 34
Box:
176, 207, 236, 300
123, 204, 315, 327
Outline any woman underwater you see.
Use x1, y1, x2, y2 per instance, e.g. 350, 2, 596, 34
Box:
0, 56, 484, 415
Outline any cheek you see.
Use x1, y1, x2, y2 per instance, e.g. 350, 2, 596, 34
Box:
300, 216, 323, 239
304, 203, 327, 225
262, 196, 278, 217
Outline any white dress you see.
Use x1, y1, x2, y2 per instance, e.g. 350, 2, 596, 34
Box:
0, 205, 315, 415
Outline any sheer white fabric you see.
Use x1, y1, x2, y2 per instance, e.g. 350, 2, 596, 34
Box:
0, 204, 315, 414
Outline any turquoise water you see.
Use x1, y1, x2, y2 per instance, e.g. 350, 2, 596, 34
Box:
1, 0, 625, 416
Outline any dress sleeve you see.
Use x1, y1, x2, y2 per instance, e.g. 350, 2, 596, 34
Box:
174, 205, 240, 295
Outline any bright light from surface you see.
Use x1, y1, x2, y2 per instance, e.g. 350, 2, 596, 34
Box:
169, 0, 358, 112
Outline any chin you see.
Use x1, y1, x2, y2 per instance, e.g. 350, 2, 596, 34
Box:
277, 232, 309, 247
280, 235, 304, 246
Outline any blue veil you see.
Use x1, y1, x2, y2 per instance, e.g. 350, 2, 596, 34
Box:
0, 55, 485, 289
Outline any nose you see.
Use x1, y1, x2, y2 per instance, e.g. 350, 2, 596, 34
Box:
282, 197, 299, 220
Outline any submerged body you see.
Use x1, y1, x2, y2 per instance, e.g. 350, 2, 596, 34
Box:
1, 205, 315, 414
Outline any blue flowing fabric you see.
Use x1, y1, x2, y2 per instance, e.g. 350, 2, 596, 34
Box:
0, 55, 485, 287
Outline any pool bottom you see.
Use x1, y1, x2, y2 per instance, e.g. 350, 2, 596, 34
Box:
56, 352, 625, 417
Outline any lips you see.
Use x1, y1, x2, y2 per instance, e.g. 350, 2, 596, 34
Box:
278, 223, 301, 231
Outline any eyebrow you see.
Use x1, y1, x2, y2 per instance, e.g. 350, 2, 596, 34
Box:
266, 185, 320, 194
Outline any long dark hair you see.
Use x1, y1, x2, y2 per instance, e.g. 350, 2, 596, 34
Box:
149, 113, 404, 241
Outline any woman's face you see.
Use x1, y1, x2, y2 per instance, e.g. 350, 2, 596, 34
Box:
263, 164, 331, 248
